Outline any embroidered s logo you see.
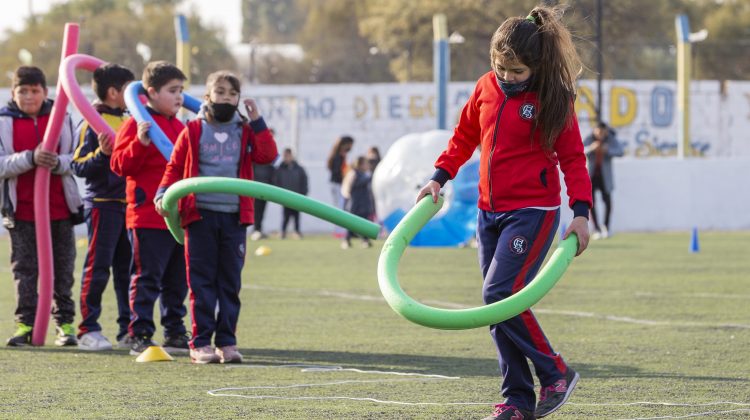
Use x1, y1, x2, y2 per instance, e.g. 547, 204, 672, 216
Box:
519, 103, 536, 121
509, 236, 528, 255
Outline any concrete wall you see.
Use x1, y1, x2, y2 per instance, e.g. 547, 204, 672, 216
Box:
280, 157, 750, 235
559, 158, 750, 232
2, 79, 748, 235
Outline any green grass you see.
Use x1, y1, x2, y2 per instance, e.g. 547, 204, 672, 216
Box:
0, 231, 749, 419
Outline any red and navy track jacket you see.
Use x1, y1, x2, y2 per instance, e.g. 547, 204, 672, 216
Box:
110, 109, 185, 229
72, 104, 128, 210
157, 117, 278, 228
433, 71, 592, 216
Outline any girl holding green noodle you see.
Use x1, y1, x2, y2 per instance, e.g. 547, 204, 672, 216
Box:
155, 71, 277, 364
416, 6, 592, 419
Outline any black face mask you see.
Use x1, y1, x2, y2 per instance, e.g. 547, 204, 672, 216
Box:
208, 102, 238, 122
496, 74, 533, 98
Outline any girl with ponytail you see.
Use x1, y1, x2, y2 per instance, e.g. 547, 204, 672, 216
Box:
416, 5, 591, 419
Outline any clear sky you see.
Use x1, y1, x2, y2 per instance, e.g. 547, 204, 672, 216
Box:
0, 0, 243, 45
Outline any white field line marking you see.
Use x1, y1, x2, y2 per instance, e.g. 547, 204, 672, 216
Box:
533, 309, 750, 329
207, 393, 489, 406
301, 367, 459, 379
565, 290, 750, 300
634, 291, 750, 300
224, 364, 459, 379
572, 402, 750, 407
617, 408, 750, 419
208, 364, 472, 405
245, 284, 750, 329
208, 364, 750, 411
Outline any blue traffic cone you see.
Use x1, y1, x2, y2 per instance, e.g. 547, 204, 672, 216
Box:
560, 223, 567, 240
690, 227, 700, 253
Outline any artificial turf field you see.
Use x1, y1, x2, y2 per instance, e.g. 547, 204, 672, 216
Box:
0, 231, 748, 419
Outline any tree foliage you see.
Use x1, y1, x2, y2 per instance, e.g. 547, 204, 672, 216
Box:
295, 0, 393, 83
240, 0, 749, 83
0, 0, 235, 88
694, 0, 750, 80
242, 0, 303, 43
1, 0, 747, 87
359, 0, 538, 82
566, 0, 690, 80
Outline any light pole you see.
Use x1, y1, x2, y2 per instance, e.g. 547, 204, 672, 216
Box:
433, 14, 449, 129
249, 39, 258, 84
595, 0, 603, 121
675, 14, 708, 158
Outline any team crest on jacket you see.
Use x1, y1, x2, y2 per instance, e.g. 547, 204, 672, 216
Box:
519, 103, 536, 121
509, 235, 529, 255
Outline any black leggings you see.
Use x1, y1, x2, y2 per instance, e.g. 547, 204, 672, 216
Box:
282, 207, 300, 234
254, 199, 268, 231
590, 172, 611, 231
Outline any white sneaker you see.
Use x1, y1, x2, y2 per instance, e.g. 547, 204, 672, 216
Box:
600, 227, 610, 239
250, 231, 266, 241
117, 335, 134, 349
78, 331, 113, 351
215, 345, 243, 364
190, 345, 220, 364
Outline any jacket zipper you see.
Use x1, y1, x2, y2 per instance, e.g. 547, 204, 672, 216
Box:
33, 117, 40, 145
487, 97, 508, 212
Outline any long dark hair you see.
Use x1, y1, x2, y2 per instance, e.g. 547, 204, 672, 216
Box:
351, 155, 368, 172
326, 135, 354, 171
205, 70, 242, 96
490, 5, 581, 150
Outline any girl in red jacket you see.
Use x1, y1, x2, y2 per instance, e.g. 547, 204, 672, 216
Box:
155, 71, 278, 364
417, 6, 592, 420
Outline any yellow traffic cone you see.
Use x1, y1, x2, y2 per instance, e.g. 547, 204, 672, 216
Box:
135, 346, 174, 362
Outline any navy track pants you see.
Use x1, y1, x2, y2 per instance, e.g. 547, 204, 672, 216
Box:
185, 210, 247, 348
477, 208, 569, 411
127, 228, 188, 339
78, 208, 131, 339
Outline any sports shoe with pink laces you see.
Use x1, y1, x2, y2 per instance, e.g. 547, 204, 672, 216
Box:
482, 403, 535, 420
535, 367, 579, 417
215, 345, 243, 364
190, 345, 220, 364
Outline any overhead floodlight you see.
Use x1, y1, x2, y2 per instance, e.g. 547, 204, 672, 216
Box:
448, 31, 465, 44
688, 29, 708, 43
136, 42, 152, 63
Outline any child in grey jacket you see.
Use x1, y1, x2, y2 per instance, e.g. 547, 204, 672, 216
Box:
0, 66, 82, 347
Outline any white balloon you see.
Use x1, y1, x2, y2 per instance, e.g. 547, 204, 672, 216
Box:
373, 130, 480, 248
372, 130, 455, 222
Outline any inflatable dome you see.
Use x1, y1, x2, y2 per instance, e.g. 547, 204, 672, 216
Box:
372, 130, 479, 247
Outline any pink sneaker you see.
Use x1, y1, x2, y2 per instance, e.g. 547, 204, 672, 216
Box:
483, 403, 534, 419
215, 345, 243, 364
536, 367, 579, 417
190, 345, 220, 364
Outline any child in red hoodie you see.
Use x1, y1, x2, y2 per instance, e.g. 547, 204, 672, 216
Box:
155, 71, 277, 364
417, 5, 592, 420
110, 61, 190, 356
